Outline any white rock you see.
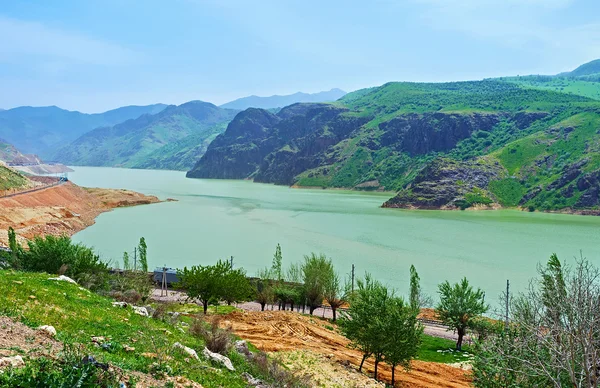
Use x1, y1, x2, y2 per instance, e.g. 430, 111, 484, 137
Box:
0, 355, 25, 368
48, 275, 77, 284
173, 342, 199, 360
203, 347, 235, 371
112, 302, 128, 308
132, 306, 149, 317
38, 325, 57, 337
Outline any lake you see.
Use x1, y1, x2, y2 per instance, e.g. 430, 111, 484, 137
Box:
69, 166, 600, 305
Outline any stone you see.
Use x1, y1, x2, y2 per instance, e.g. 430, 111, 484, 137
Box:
234, 340, 251, 357
91, 336, 106, 343
112, 302, 128, 308
0, 355, 25, 369
144, 305, 156, 317
242, 372, 268, 387
203, 347, 235, 371
123, 345, 135, 352
173, 342, 199, 360
48, 275, 77, 284
132, 306, 149, 317
38, 325, 57, 337
12, 281, 23, 285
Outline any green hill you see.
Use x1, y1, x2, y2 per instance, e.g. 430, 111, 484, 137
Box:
188, 80, 600, 212
496, 59, 600, 101
0, 104, 167, 158
53, 101, 238, 170
0, 165, 29, 191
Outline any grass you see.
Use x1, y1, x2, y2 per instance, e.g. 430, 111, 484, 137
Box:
417, 334, 473, 363
0, 270, 297, 387
0, 165, 29, 191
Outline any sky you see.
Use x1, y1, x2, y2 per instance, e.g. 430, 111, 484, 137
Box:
1, 0, 599, 113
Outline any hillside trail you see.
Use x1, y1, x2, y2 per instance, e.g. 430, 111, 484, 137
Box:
222, 310, 471, 388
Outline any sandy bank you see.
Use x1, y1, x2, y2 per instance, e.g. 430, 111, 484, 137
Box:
0, 182, 160, 246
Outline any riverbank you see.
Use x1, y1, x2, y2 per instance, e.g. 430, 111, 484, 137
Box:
0, 182, 160, 247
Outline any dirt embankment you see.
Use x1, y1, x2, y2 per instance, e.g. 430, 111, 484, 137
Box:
222, 310, 471, 388
0, 182, 160, 246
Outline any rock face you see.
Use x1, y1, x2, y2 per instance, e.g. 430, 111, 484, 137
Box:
0, 355, 25, 369
383, 158, 505, 209
378, 113, 500, 155
187, 103, 367, 184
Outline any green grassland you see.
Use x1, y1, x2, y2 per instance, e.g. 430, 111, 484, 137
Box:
0, 166, 29, 191
0, 271, 293, 387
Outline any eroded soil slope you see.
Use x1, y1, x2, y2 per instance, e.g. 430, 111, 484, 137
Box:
223, 310, 471, 388
0, 182, 160, 246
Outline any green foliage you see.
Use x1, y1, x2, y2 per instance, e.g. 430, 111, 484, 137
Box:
14, 234, 109, 291
271, 243, 283, 282
0, 165, 29, 190
409, 265, 421, 312
138, 237, 148, 273
323, 266, 345, 322
340, 273, 422, 382
301, 253, 333, 315
436, 277, 488, 350
488, 178, 525, 207
177, 260, 251, 314
122, 251, 130, 270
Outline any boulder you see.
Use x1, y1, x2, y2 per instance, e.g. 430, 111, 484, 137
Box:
48, 275, 77, 284
173, 342, 199, 360
203, 347, 235, 371
0, 355, 25, 369
234, 340, 252, 358
132, 306, 149, 317
242, 372, 269, 387
112, 302, 128, 308
38, 325, 57, 337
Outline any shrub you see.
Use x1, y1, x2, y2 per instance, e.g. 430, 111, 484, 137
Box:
190, 317, 232, 355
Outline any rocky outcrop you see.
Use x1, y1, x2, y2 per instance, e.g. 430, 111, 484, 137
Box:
378, 113, 500, 155
187, 103, 368, 184
383, 158, 505, 209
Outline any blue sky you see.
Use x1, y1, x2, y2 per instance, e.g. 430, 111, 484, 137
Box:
1, 0, 599, 112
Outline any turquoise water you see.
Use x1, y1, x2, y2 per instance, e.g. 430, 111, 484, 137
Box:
69, 166, 600, 303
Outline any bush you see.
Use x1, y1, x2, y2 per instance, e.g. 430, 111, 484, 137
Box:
190, 317, 232, 355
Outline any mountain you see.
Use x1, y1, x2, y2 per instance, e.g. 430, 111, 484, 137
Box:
0, 138, 72, 175
219, 88, 347, 110
0, 104, 167, 158
53, 101, 238, 170
0, 138, 21, 162
559, 59, 600, 78
497, 59, 600, 101
188, 79, 600, 213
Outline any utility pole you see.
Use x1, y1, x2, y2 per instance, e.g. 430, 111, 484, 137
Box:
505, 279, 510, 329
230, 256, 234, 269
134, 247, 137, 272
351, 264, 355, 293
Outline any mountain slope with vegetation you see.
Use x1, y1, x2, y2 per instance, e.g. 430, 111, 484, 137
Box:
188, 77, 600, 213
53, 101, 238, 170
219, 88, 347, 110
0, 104, 167, 158
497, 59, 600, 101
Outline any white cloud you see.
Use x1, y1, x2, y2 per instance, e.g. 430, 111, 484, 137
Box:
0, 16, 140, 67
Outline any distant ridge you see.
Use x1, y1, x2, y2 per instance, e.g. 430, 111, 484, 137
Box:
558, 59, 600, 78
220, 88, 347, 110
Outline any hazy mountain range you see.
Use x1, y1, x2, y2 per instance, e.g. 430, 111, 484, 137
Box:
219, 88, 347, 110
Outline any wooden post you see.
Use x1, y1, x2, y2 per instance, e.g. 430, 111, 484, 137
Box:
505, 279, 510, 329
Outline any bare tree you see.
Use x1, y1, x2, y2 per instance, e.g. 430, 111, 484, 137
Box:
474, 253, 600, 388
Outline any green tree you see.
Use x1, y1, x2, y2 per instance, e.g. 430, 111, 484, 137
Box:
122, 251, 130, 271
436, 277, 487, 350
255, 268, 274, 311
323, 269, 345, 322
177, 260, 230, 314
301, 253, 331, 315
271, 243, 283, 282
138, 237, 148, 273
220, 263, 252, 305
7, 227, 20, 268
339, 274, 390, 375
409, 264, 421, 312
383, 297, 423, 385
